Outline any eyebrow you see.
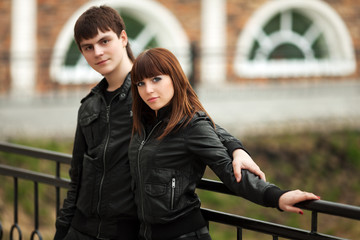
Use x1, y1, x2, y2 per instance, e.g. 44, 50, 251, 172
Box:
80, 35, 112, 49
80, 43, 91, 49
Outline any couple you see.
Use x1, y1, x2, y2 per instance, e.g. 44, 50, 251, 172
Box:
55, 5, 319, 240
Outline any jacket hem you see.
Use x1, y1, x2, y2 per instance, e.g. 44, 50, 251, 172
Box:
151, 209, 206, 240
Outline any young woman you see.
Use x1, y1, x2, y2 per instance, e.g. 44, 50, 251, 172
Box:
129, 48, 319, 240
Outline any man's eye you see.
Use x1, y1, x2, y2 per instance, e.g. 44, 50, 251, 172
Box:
102, 40, 109, 44
83, 46, 92, 51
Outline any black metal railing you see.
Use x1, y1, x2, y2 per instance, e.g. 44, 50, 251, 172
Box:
0, 141, 359, 240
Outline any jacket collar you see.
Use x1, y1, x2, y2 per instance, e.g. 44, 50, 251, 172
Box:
81, 72, 132, 103
156, 106, 172, 122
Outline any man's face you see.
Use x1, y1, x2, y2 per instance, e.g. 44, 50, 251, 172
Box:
79, 29, 127, 77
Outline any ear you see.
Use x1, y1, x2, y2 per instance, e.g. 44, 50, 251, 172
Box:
120, 30, 128, 47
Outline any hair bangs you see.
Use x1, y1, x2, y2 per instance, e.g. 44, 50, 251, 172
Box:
74, 6, 124, 48
132, 51, 164, 84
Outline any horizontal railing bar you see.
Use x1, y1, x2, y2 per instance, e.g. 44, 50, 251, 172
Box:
201, 208, 346, 240
0, 142, 71, 164
0, 164, 70, 188
198, 178, 360, 221
198, 178, 233, 194
295, 200, 360, 221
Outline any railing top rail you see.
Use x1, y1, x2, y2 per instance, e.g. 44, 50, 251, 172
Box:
295, 199, 360, 221
0, 163, 69, 188
197, 178, 360, 221
0, 141, 71, 164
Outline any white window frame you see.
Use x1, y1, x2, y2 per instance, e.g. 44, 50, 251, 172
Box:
234, 0, 356, 78
50, 0, 191, 84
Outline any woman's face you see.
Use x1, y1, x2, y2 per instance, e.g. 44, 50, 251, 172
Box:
136, 75, 174, 114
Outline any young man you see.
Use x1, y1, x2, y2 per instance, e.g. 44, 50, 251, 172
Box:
54, 5, 265, 240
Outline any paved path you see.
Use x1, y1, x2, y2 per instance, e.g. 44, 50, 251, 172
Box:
197, 80, 360, 136
1, 80, 359, 140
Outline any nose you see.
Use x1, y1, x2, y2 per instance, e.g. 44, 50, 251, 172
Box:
145, 83, 154, 93
94, 45, 104, 56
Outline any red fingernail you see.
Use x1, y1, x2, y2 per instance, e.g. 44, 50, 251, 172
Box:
299, 211, 304, 215
317, 196, 321, 199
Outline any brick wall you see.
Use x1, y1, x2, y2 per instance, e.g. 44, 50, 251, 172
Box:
0, 0, 11, 94
2, 0, 360, 94
36, 0, 88, 92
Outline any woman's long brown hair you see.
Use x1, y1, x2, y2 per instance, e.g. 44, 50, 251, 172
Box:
131, 48, 214, 139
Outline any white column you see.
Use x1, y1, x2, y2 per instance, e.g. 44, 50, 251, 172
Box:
201, 0, 226, 84
10, 0, 37, 98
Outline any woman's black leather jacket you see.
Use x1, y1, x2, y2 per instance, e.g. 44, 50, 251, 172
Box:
128, 110, 284, 240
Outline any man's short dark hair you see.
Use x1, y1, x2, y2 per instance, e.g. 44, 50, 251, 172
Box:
74, 5, 134, 61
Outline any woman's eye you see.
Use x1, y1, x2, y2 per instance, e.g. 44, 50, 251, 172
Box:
153, 77, 161, 82
137, 82, 144, 87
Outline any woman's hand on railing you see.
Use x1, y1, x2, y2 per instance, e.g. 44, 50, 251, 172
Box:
232, 149, 266, 182
279, 190, 320, 214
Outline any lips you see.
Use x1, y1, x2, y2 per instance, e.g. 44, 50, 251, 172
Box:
147, 97, 158, 103
96, 59, 108, 65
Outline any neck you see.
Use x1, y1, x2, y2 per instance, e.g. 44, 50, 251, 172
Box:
105, 56, 133, 92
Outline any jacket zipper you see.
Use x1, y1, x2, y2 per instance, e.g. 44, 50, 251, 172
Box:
137, 121, 162, 240
171, 178, 176, 210
96, 94, 118, 239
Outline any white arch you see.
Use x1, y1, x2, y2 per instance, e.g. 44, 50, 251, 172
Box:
234, 0, 356, 78
50, 0, 191, 84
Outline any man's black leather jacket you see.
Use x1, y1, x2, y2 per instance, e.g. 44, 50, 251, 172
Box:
128, 110, 284, 240
54, 74, 246, 240
54, 75, 139, 239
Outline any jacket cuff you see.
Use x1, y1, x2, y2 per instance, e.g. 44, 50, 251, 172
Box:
223, 141, 245, 156
263, 186, 289, 210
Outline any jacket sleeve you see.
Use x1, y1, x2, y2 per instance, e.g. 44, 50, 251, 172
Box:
186, 118, 284, 208
54, 123, 85, 240
214, 123, 247, 156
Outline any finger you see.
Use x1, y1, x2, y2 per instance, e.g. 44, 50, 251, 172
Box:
304, 193, 321, 201
248, 165, 266, 181
257, 169, 266, 182
295, 191, 319, 201
232, 161, 242, 182
285, 206, 304, 214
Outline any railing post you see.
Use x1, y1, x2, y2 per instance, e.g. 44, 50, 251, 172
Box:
236, 227, 242, 240
311, 211, 318, 233
10, 177, 22, 240
56, 162, 60, 216
0, 220, 3, 240
30, 182, 42, 240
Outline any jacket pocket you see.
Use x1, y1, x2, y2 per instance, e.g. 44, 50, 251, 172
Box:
79, 113, 101, 149
144, 169, 179, 218
76, 154, 98, 215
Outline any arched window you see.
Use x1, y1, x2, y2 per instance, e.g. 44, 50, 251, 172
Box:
50, 0, 190, 84
234, 0, 356, 78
